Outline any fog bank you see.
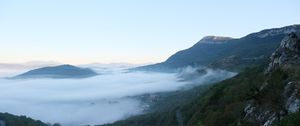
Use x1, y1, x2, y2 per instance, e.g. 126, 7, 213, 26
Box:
0, 67, 236, 126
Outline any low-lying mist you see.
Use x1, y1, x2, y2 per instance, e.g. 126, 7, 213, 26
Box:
0, 66, 236, 126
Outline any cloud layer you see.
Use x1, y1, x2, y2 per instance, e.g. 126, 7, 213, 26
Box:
0, 67, 236, 126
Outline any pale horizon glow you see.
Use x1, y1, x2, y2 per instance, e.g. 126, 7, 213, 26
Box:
0, 0, 299, 64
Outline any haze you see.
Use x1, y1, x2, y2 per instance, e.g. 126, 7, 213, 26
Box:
0, 66, 236, 126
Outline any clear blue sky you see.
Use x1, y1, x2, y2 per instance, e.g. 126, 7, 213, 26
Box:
0, 0, 299, 64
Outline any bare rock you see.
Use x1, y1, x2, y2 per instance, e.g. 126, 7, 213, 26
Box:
266, 32, 300, 73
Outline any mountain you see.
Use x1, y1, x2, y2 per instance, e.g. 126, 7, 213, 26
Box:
100, 33, 300, 126
14, 64, 98, 79
135, 25, 300, 72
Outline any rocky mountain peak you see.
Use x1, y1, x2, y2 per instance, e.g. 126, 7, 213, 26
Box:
266, 32, 300, 73
256, 25, 300, 38
199, 36, 233, 44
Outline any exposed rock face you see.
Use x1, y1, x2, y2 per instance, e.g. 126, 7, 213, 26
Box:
283, 81, 300, 113
244, 80, 300, 126
0, 120, 5, 126
243, 33, 300, 126
257, 25, 300, 38
266, 32, 300, 73
243, 100, 284, 126
199, 36, 234, 44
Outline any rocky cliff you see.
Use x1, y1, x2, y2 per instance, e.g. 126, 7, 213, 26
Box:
266, 32, 300, 73
244, 33, 300, 126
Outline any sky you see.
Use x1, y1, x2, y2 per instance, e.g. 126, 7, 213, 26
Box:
0, 0, 299, 64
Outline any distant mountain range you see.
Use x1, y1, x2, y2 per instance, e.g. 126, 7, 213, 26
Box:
14, 64, 98, 79
135, 25, 300, 72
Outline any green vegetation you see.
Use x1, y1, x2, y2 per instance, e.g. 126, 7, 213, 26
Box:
102, 84, 213, 126
0, 113, 48, 126
103, 64, 300, 126
277, 111, 300, 126
180, 66, 265, 126
101, 66, 265, 126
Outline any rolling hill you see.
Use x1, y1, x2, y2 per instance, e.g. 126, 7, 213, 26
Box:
14, 64, 98, 79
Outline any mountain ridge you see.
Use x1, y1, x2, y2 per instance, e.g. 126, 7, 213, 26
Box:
101, 29, 300, 126
135, 25, 300, 72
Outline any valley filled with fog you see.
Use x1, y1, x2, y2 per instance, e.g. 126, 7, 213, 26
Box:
0, 65, 236, 126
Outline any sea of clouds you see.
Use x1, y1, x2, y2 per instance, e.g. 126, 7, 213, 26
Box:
0, 65, 236, 126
